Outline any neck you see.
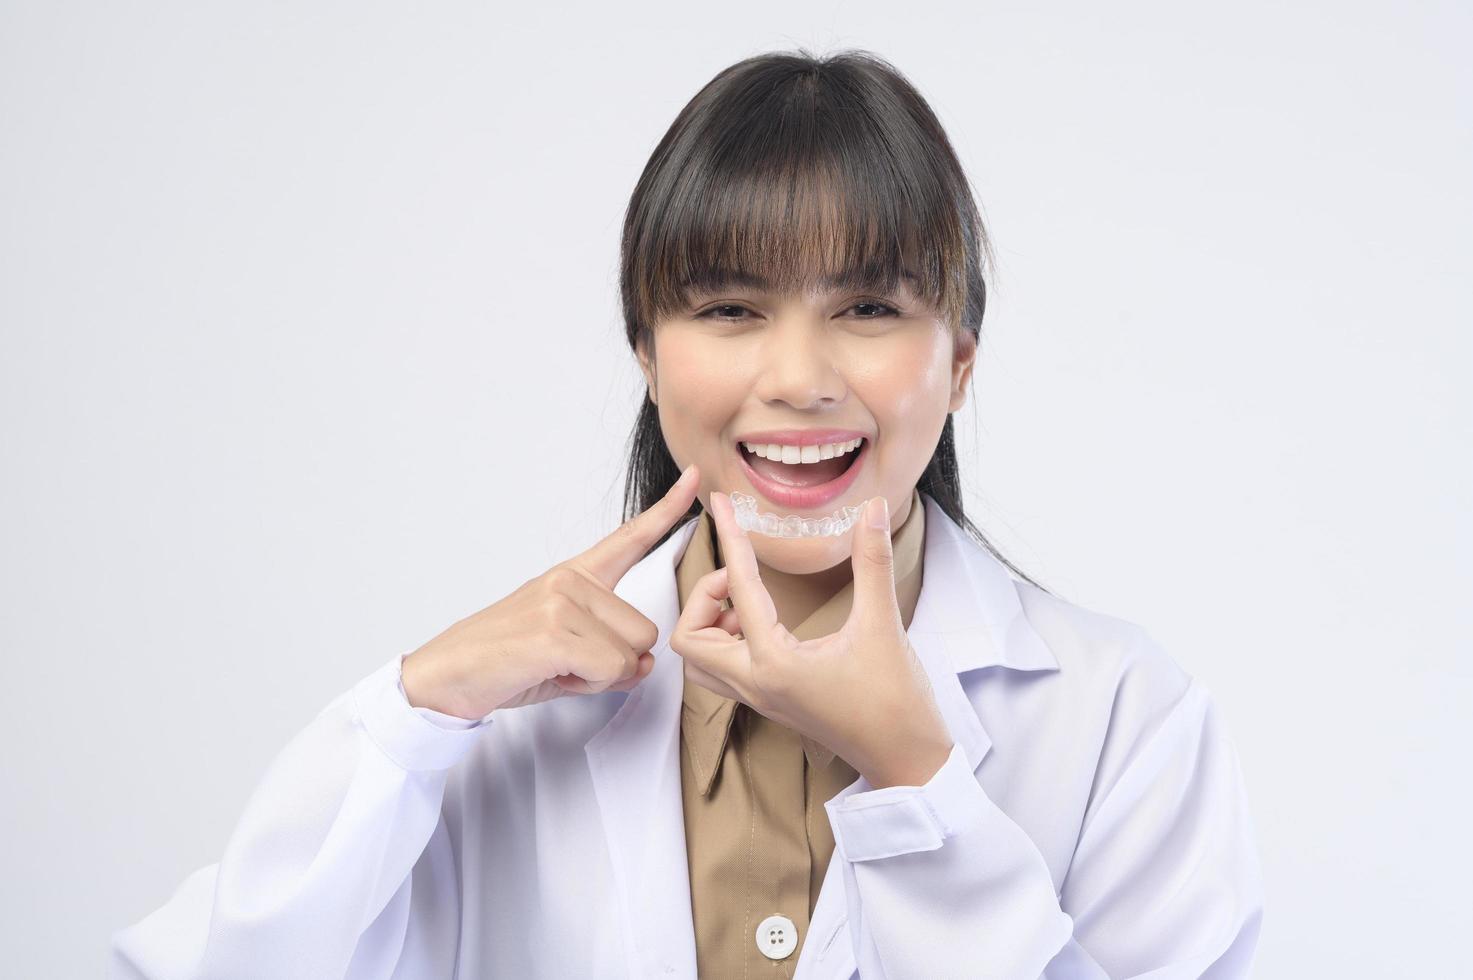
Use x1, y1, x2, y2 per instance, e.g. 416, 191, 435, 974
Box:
757, 558, 854, 630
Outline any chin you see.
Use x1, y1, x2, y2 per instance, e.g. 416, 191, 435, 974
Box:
749, 534, 853, 574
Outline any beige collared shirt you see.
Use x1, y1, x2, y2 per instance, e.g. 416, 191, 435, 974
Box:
674, 489, 926, 977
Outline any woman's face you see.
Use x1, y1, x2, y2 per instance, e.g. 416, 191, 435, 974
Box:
638, 273, 977, 575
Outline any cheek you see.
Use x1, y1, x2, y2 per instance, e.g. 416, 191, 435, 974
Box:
653, 334, 745, 449
852, 336, 953, 427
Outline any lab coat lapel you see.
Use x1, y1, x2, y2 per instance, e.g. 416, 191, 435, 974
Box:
584, 493, 1061, 980
905, 491, 1063, 772
584, 517, 704, 980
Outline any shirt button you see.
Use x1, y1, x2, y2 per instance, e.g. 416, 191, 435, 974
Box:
755, 913, 798, 960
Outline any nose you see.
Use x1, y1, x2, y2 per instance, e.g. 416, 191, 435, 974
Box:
752, 318, 846, 410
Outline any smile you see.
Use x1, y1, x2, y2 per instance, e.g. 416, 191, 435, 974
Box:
735, 436, 868, 511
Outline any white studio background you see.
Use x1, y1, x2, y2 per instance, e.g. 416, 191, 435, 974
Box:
1, 2, 1467, 976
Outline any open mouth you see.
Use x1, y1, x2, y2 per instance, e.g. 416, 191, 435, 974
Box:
735, 437, 868, 511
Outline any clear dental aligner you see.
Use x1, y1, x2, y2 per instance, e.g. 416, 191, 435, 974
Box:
728, 490, 872, 538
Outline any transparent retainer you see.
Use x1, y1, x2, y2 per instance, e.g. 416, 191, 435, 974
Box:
728, 490, 870, 538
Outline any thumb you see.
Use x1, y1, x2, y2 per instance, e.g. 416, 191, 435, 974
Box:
849, 496, 901, 632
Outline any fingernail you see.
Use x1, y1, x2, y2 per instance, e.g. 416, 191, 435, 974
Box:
867, 496, 888, 529
679, 463, 695, 483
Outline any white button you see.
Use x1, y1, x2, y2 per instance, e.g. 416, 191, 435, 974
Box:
755, 913, 798, 960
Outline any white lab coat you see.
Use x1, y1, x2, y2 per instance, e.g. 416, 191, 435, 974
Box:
108, 493, 1264, 979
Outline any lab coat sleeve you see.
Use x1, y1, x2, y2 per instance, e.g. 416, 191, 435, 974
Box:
107, 652, 492, 980
823, 678, 1263, 979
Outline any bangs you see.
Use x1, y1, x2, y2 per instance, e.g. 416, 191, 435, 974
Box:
623, 68, 973, 332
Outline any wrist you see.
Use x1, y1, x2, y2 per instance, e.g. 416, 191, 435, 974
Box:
401, 650, 476, 719
860, 734, 955, 789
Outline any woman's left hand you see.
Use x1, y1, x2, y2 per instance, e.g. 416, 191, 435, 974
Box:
670, 490, 956, 789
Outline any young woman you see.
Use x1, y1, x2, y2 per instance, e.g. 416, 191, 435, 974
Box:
110, 50, 1263, 979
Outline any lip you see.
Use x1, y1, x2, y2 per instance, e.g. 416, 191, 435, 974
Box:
736, 436, 869, 511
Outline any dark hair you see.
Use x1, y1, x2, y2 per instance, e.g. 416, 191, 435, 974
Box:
617, 47, 1051, 594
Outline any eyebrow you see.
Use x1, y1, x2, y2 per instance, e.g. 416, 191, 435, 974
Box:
681, 267, 921, 294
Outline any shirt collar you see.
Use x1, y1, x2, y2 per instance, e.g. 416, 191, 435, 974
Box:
675, 488, 927, 795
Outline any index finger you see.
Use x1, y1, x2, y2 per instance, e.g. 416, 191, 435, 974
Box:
570, 463, 700, 589
707, 490, 779, 645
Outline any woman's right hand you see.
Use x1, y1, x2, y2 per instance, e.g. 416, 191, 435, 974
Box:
400, 465, 701, 719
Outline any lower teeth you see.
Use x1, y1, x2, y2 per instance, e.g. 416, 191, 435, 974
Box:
729, 490, 868, 538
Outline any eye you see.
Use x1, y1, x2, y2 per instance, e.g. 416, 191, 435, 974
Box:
849, 300, 900, 319
695, 304, 752, 322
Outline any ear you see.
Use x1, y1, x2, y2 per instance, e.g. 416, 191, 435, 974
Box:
948, 329, 978, 413
635, 331, 658, 406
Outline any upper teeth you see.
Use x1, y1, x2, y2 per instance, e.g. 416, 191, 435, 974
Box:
740, 438, 864, 464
